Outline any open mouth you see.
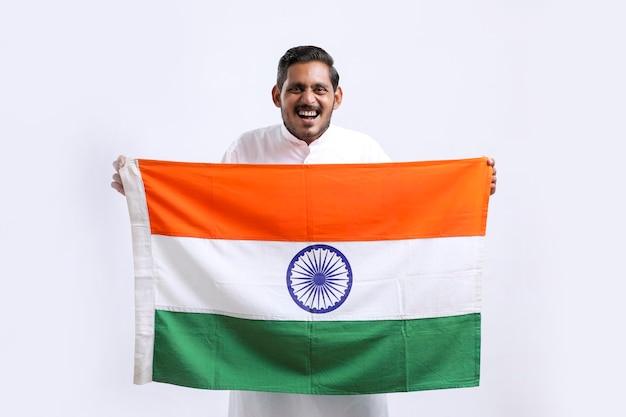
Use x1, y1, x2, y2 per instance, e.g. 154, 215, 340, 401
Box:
297, 108, 320, 120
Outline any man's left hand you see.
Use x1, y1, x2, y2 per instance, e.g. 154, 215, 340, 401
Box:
487, 158, 497, 196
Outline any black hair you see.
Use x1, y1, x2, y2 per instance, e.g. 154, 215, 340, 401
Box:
276, 46, 340, 91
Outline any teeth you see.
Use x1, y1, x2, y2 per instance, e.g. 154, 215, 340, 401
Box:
299, 110, 317, 117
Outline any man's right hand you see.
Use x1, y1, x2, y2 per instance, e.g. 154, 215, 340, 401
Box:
111, 155, 127, 196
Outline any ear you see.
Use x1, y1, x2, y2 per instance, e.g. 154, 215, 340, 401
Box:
332, 86, 343, 110
272, 85, 281, 108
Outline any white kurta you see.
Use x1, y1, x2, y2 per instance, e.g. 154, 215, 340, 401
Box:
221, 123, 391, 417
221, 124, 391, 165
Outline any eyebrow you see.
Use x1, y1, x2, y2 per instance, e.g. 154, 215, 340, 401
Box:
287, 82, 331, 89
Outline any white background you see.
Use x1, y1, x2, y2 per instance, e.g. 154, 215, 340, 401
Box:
1, 1, 625, 416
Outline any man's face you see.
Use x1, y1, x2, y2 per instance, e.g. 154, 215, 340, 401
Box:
272, 61, 343, 144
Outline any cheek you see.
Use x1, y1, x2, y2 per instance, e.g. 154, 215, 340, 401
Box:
283, 97, 298, 109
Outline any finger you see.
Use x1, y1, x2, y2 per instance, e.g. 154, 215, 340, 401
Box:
111, 181, 126, 196
112, 155, 127, 171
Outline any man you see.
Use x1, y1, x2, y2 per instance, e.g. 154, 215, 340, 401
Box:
112, 45, 497, 417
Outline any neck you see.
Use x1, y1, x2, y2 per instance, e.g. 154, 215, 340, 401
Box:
285, 123, 331, 145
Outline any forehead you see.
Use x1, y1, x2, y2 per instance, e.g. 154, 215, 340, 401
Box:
284, 61, 332, 86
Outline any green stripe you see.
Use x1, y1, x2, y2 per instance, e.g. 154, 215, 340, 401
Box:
153, 310, 480, 394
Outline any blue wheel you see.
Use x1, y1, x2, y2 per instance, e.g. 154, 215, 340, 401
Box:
286, 244, 352, 313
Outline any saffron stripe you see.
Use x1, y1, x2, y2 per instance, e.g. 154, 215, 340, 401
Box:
152, 310, 480, 395
132, 159, 492, 241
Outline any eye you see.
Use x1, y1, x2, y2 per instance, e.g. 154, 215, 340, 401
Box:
315, 87, 328, 94
287, 87, 302, 93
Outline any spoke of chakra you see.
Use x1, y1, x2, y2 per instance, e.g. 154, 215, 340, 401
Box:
305, 251, 321, 274
323, 270, 347, 279
309, 285, 319, 309
293, 282, 315, 296
313, 249, 324, 273
326, 280, 348, 293
301, 287, 316, 307
329, 283, 344, 297
318, 253, 332, 273
324, 281, 346, 294
291, 278, 315, 289
291, 270, 315, 281
292, 265, 315, 277
314, 286, 326, 309
320, 285, 339, 305
294, 280, 315, 295
297, 256, 317, 277
321, 256, 342, 276
320, 250, 331, 274
323, 262, 346, 278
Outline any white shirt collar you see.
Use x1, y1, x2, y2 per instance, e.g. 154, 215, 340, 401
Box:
280, 124, 335, 147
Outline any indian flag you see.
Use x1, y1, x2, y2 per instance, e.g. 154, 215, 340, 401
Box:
120, 158, 492, 395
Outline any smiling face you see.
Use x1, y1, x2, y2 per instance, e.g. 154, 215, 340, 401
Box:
272, 61, 343, 144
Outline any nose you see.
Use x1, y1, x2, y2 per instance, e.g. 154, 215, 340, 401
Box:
301, 89, 316, 105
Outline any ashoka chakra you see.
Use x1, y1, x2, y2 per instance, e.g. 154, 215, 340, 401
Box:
286, 244, 352, 313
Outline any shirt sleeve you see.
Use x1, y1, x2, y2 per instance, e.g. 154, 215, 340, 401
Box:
365, 140, 392, 163
220, 138, 240, 163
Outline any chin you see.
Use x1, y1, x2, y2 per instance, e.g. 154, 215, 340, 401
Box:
285, 118, 330, 142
